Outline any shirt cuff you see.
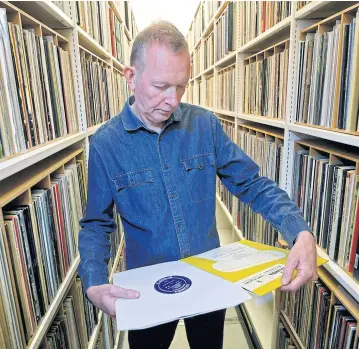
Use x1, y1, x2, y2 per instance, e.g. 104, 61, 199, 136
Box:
280, 213, 312, 248
81, 270, 109, 297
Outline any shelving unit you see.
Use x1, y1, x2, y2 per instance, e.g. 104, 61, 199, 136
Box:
1, 0, 132, 165
0, 0, 136, 348
187, 1, 359, 348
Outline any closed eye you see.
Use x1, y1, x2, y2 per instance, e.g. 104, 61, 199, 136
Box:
153, 84, 168, 90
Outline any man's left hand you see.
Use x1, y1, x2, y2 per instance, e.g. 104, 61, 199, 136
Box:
281, 230, 318, 292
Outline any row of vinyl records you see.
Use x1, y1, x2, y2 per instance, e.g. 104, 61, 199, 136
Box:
40, 248, 126, 349
80, 49, 129, 129
0, 158, 87, 347
113, 0, 139, 41
292, 142, 359, 278
239, 1, 292, 47
281, 277, 358, 349
215, 2, 237, 62
188, 0, 293, 53
243, 40, 289, 119
39, 277, 99, 349
0, 1, 131, 160
205, 75, 214, 109
110, 8, 126, 65
0, 7, 78, 159
216, 120, 235, 214
188, 1, 236, 63
76, 1, 111, 53
216, 117, 359, 285
189, 38, 289, 118
237, 125, 283, 247
217, 64, 236, 111
55, 0, 132, 66
188, 0, 310, 54
189, 1, 222, 49
296, 7, 359, 133
189, 2, 359, 136
203, 31, 214, 71
0, 154, 126, 348
72, 1, 134, 60
41, 251, 126, 349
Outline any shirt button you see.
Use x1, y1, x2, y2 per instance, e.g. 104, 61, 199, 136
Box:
164, 164, 169, 170
170, 193, 176, 199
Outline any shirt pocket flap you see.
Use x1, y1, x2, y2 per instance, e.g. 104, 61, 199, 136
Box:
112, 169, 154, 189
182, 153, 215, 171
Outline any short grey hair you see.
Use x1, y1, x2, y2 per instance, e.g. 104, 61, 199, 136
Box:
130, 20, 189, 72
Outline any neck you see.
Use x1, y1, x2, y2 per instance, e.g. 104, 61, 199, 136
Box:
130, 103, 164, 133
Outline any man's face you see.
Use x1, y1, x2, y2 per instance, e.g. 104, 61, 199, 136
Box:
129, 42, 191, 125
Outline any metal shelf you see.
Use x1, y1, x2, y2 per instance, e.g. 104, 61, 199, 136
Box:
239, 17, 291, 54
77, 26, 112, 61
202, 65, 215, 76
317, 247, 359, 303
9, 0, 74, 28
87, 123, 107, 137
295, 1, 355, 19
289, 124, 359, 148
0, 132, 87, 182
237, 113, 286, 129
215, 51, 237, 68
113, 57, 125, 71
215, 109, 237, 118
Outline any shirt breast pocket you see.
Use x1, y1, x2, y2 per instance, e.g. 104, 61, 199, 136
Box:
182, 153, 216, 203
111, 169, 160, 218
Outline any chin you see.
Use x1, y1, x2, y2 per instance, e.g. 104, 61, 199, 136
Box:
154, 110, 172, 120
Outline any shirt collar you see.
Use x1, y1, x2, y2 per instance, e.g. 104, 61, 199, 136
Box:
121, 96, 183, 131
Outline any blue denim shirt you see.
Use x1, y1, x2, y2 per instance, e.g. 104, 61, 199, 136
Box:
78, 96, 310, 293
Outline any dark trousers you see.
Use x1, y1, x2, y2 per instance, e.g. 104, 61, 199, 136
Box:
128, 309, 226, 349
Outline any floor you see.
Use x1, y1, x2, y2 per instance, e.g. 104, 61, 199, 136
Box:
119, 201, 251, 349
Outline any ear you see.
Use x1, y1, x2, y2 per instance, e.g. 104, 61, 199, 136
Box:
124, 66, 137, 91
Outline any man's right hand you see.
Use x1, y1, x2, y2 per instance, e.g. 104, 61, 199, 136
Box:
87, 284, 140, 317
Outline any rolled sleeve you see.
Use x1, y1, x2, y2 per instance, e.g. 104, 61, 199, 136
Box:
212, 114, 311, 247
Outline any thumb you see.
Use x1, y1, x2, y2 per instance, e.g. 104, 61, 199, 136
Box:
282, 259, 297, 286
110, 285, 140, 299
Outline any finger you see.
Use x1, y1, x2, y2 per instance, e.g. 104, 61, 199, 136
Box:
280, 272, 308, 292
110, 285, 140, 299
281, 258, 298, 286
312, 271, 319, 281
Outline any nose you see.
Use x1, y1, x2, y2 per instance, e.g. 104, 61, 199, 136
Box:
165, 87, 179, 108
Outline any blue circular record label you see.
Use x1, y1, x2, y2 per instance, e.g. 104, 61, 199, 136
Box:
154, 276, 192, 294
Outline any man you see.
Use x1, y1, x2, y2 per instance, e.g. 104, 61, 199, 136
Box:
78, 21, 318, 349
